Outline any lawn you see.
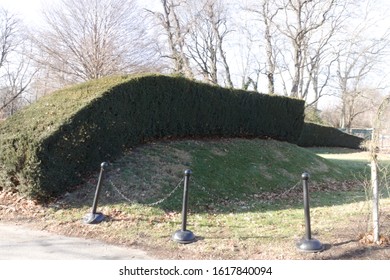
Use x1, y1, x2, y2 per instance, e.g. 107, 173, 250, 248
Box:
1, 138, 390, 259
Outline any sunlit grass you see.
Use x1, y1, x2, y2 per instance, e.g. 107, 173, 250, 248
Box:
41, 140, 390, 259
46, 192, 390, 259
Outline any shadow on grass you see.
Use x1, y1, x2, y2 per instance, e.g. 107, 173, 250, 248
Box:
56, 140, 378, 216
57, 151, 381, 216
61, 178, 379, 217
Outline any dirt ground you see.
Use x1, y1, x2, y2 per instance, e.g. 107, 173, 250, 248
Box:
1, 189, 390, 260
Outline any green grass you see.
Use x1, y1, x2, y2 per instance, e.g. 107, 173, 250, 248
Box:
86, 138, 366, 213
310, 147, 371, 174
39, 138, 390, 259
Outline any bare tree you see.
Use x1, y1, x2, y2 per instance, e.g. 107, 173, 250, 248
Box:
338, 89, 380, 131
0, 8, 18, 69
320, 88, 382, 129
207, 0, 233, 88
243, 0, 349, 100
147, 0, 193, 77
186, 2, 219, 84
0, 50, 37, 115
302, 2, 349, 108
245, 0, 281, 94
260, 0, 279, 94
336, 30, 389, 130
185, 0, 233, 86
0, 8, 19, 117
149, 0, 234, 86
272, 0, 338, 99
369, 94, 390, 243
232, 23, 260, 91
32, 0, 160, 84
0, 8, 36, 117
320, 105, 342, 127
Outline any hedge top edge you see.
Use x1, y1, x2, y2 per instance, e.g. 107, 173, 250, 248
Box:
0, 73, 350, 201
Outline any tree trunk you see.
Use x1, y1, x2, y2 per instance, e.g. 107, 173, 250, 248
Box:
290, 48, 301, 98
369, 95, 390, 243
371, 153, 379, 243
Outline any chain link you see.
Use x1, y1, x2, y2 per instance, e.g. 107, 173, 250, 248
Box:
109, 176, 302, 209
192, 179, 302, 203
277, 180, 301, 199
109, 178, 184, 206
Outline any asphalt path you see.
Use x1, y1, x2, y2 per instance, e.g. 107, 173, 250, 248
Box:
0, 222, 152, 260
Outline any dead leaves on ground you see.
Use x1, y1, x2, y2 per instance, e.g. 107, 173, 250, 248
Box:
359, 232, 390, 246
0, 191, 44, 218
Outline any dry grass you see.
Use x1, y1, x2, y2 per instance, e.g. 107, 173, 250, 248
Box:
1, 187, 390, 260
1, 139, 390, 260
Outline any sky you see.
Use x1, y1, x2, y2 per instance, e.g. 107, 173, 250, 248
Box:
2, 0, 390, 109
3, 0, 390, 37
0, 0, 163, 28
0, 0, 156, 21
0, 0, 45, 24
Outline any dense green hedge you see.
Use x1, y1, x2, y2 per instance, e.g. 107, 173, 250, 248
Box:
0, 74, 305, 200
297, 122, 363, 149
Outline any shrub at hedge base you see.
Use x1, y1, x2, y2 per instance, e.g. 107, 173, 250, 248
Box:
0, 74, 305, 201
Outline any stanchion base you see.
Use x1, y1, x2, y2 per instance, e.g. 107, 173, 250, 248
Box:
296, 238, 324, 253
172, 230, 196, 244
83, 212, 105, 224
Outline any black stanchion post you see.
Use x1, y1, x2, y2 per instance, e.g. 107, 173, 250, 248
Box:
83, 162, 109, 224
172, 169, 196, 244
303, 172, 312, 240
296, 172, 324, 252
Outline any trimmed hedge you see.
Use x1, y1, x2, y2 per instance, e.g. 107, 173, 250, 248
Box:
0, 74, 305, 200
297, 122, 363, 149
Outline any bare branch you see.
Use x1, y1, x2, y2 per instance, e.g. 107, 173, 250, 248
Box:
31, 0, 161, 85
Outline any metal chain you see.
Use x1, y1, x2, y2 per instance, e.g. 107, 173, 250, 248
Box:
192, 180, 301, 206
145, 178, 184, 206
109, 176, 302, 209
108, 180, 134, 203
276, 180, 301, 199
108, 178, 184, 206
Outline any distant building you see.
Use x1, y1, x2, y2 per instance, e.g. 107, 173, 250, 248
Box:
339, 128, 373, 140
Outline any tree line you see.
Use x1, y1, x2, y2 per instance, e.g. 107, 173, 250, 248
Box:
1, 0, 389, 131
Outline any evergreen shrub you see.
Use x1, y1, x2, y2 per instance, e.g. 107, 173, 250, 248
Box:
297, 122, 363, 149
0, 74, 305, 200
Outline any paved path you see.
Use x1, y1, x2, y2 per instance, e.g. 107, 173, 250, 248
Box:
0, 222, 152, 260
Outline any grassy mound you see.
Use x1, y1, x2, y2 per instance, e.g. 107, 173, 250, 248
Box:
80, 138, 368, 213
2, 139, 387, 260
